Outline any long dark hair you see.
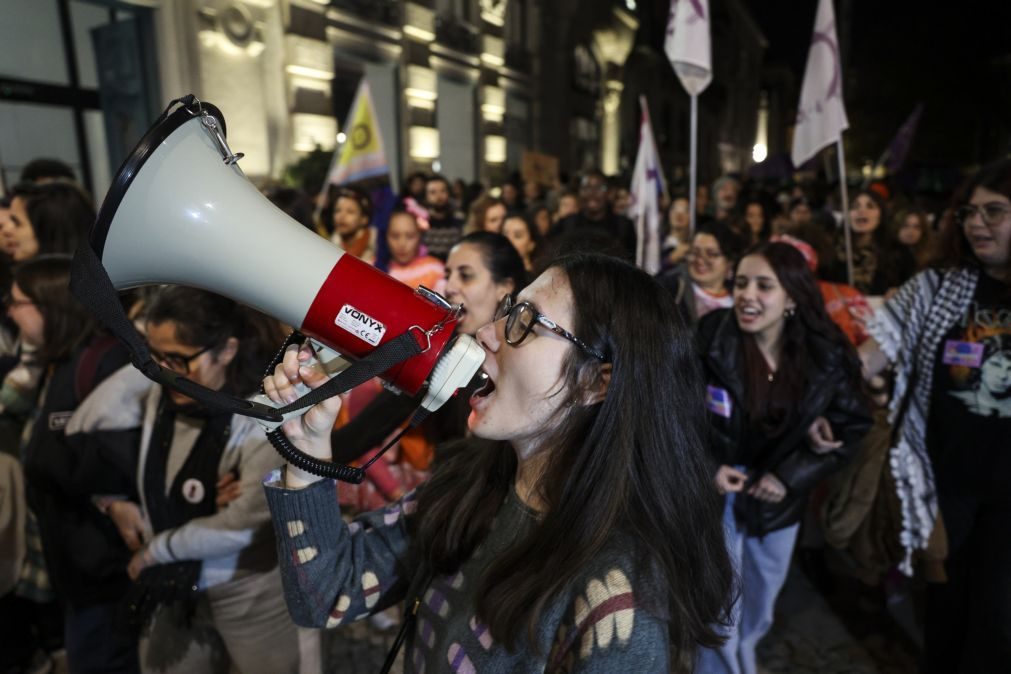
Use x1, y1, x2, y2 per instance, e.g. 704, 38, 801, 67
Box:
452, 231, 528, 292
848, 188, 890, 249
144, 287, 286, 397
933, 158, 1011, 285
503, 211, 543, 254
737, 242, 863, 433
10, 180, 95, 257
13, 254, 96, 364
743, 197, 772, 243
411, 253, 734, 656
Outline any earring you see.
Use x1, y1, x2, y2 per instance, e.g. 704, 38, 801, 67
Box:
784, 307, 796, 318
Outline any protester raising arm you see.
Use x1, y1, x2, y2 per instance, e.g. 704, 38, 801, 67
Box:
262, 253, 734, 671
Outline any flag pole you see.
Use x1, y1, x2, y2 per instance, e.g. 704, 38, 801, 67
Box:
314, 137, 344, 224
836, 139, 854, 286
689, 93, 698, 235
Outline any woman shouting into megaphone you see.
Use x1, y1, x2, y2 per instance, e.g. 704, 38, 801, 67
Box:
262, 253, 735, 672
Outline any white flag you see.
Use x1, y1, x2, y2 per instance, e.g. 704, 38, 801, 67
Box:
791, 0, 849, 167
664, 0, 712, 96
628, 98, 664, 275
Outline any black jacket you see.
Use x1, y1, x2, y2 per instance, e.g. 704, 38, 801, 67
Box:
23, 335, 136, 606
697, 309, 871, 535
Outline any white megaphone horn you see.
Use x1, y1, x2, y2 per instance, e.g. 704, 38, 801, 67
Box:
72, 95, 484, 482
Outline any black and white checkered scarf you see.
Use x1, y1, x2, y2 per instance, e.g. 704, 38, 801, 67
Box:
867, 267, 979, 574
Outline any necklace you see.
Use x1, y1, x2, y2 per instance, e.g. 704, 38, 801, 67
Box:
767, 372, 775, 383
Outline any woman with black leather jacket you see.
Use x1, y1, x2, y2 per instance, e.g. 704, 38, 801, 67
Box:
695, 242, 871, 674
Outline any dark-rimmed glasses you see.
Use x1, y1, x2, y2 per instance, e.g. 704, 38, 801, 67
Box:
493, 295, 607, 361
148, 343, 214, 373
956, 203, 1011, 227
687, 247, 725, 262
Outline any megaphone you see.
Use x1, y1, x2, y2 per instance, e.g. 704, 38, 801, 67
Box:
73, 95, 484, 480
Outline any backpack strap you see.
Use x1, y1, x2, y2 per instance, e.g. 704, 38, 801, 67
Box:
74, 334, 122, 402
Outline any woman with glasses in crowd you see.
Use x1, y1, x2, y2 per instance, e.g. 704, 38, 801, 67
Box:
658, 221, 745, 324
0, 180, 96, 438
262, 253, 734, 671
695, 241, 871, 674
860, 159, 1011, 673
5, 256, 134, 673
72, 286, 318, 674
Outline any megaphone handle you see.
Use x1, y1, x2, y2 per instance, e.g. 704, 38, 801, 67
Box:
255, 334, 365, 483
256, 330, 427, 484
267, 400, 429, 486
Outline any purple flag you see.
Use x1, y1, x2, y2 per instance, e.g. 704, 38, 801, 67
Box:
880, 104, 924, 173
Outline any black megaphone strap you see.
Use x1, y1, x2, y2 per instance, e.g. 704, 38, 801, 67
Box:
70, 241, 424, 424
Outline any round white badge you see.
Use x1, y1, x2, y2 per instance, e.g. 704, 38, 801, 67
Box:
181, 478, 206, 504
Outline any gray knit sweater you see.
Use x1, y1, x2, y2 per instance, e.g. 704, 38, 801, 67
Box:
263, 470, 670, 672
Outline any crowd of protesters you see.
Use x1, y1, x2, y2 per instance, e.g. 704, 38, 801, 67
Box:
0, 151, 1008, 674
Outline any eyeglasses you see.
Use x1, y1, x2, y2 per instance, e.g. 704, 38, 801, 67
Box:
493, 295, 607, 361
148, 343, 213, 373
687, 247, 725, 262
579, 181, 608, 194
956, 203, 1011, 227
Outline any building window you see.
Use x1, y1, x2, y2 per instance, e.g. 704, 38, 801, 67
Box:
0, 0, 160, 197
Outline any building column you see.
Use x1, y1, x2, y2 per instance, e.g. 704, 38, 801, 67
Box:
591, 6, 637, 176
600, 78, 623, 176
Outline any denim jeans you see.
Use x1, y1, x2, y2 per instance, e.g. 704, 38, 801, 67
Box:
696, 491, 799, 674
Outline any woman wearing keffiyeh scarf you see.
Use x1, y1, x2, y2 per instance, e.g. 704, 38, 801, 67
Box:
860, 159, 1011, 673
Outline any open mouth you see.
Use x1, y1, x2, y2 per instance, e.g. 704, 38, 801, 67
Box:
471, 369, 495, 398
736, 305, 762, 323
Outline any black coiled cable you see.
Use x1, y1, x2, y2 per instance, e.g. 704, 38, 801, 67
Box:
261, 331, 429, 484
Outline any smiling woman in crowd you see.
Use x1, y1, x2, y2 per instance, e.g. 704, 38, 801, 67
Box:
695, 241, 871, 674
860, 159, 1011, 673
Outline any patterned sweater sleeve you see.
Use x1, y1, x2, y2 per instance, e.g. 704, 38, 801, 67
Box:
547, 564, 670, 673
263, 469, 417, 629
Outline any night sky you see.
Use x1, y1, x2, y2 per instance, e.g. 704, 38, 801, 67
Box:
749, 0, 1011, 167
642, 0, 1011, 169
